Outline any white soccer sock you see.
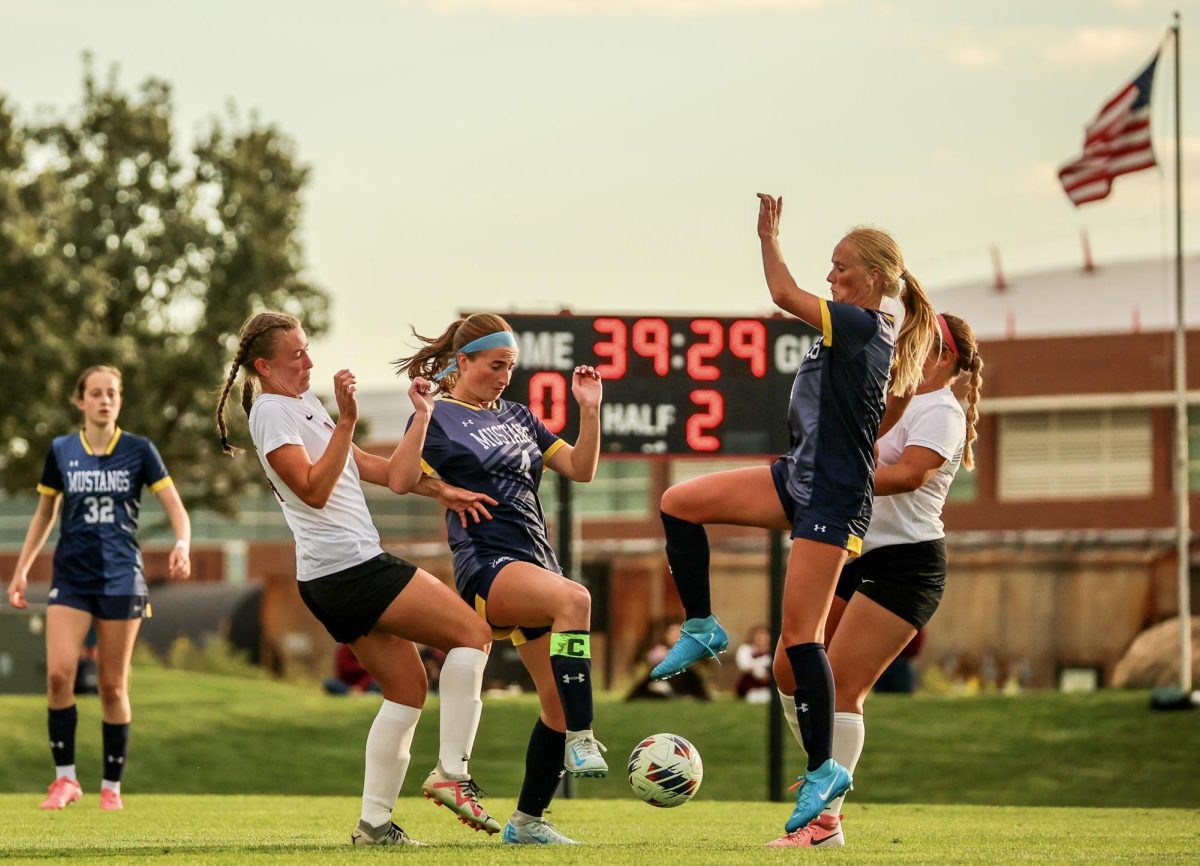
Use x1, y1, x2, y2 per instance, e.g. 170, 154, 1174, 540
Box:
101, 779, 120, 794
824, 711, 865, 816
778, 693, 864, 816
777, 690, 804, 753
55, 765, 76, 782
437, 647, 487, 779
361, 700, 421, 828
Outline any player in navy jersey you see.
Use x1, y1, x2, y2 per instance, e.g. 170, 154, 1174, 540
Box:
216, 311, 504, 846
394, 312, 605, 846
771, 312, 984, 848
651, 195, 938, 838
7, 366, 192, 813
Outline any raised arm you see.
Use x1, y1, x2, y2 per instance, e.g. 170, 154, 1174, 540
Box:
758, 194, 823, 329
545, 366, 602, 482
267, 369, 358, 509
6, 493, 62, 608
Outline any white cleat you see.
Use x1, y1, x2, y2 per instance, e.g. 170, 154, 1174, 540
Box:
564, 729, 609, 778
502, 815, 580, 845
349, 819, 425, 846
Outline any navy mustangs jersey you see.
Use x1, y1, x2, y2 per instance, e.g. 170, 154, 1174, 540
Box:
417, 397, 566, 582
779, 298, 897, 550
37, 429, 173, 595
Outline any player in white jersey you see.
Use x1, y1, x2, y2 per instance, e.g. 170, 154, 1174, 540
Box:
216, 312, 501, 847
770, 313, 983, 848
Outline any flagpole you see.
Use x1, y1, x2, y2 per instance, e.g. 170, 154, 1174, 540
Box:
1170, 10, 1192, 692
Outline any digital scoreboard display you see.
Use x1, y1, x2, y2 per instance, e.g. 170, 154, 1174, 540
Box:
504, 314, 820, 456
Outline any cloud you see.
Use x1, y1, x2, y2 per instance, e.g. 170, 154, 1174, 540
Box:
1045, 27, 1158, 65
419, 0, 834, 13
946, 42, 1002, 67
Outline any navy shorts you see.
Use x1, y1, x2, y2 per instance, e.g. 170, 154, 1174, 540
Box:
49, 587, 150, 620
298, 552, 417, 644
458, 555, 553, 647
770, 458, 864, 556
834, 538, 946, 630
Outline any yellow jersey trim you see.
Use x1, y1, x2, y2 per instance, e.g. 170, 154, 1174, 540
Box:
441, 397, 485, 411
148, 476, 175, 494
78, 428, 123, 456
420, 460, 438, 477
542, 439, 566, 463
819, 299, 833, 347
473, 594, 527, 645
845, 533, 863, 557
36, 484, 61, 497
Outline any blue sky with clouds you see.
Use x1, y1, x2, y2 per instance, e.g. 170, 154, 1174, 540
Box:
3, 0, 1196, 386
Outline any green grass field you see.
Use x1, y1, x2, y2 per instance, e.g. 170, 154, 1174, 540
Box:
2, 668, 1198, 862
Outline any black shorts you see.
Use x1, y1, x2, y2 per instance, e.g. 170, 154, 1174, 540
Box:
298, 552, 417, 644
834, 538, 946, 630
459, 556, 553, 648
770, 458, 864, 556
49, 589, 150, 621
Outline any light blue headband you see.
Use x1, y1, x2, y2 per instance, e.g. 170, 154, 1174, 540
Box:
433, 330, 518, 381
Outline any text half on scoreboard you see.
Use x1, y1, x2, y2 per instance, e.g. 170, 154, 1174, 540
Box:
504, 314, 820, 456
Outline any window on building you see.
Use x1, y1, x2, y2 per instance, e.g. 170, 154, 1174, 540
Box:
997, 410, 1152, 500
1186, 407, 1200, 491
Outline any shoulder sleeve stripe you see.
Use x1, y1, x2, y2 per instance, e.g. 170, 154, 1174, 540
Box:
542, 439, 566, 462
420, 460, 439, 478
148, 476, 175, 494
819, 298, 833, 347
36, 484, 61, 497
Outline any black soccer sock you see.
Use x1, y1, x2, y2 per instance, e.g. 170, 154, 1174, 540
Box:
102, 722, 130, 783
516, 718, 566, 818
549, 631, 593, 731
785, 642, 836, 772
48, 705, 77, 769
661, 511, 711, 620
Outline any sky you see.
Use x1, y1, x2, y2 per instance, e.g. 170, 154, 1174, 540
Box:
2, 0, 1198, 388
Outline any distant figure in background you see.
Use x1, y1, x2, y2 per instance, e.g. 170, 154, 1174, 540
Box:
626, 622, 710, 702
74, 626, 99, 697
6, 365, 192, 813
735, 624, 773, 703
420, 646, 446, 693
324, 644, 381, 696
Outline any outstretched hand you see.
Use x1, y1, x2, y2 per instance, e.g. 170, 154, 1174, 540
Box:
436, 484, 498, 528
571, 365, 602, 410
757, 193, 782, 239
6, 573, 27, 609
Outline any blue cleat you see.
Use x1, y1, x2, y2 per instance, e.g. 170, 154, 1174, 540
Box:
785, 759, 853, 833
650, 615, 729, 680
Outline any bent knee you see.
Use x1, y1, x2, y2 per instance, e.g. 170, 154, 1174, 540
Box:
659, 484, 694, 521
463, 617, 493, 651
47, 668, 76, 697
558, 580, 591, 622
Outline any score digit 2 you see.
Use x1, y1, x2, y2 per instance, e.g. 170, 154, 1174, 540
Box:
686, 389, 724, 452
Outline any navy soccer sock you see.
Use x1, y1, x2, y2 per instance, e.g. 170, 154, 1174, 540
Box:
516, 718, 566, 817
785, 642, 836, 772
48, 705, 77, 769
102, 722, 130, 783
549, 631, 593, 731
661, 511, 712, 620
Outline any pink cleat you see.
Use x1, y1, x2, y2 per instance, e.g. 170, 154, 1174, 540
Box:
766, 813, 845, 848
40, 777, 83, 810
99, 788, 124, 811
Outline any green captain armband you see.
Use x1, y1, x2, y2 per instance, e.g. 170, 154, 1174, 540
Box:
550, 632, 591, 659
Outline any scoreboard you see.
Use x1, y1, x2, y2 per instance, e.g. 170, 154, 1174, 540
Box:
503, 314, 820, 456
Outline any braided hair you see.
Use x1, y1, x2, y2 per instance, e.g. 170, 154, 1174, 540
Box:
215, 312, 300, 456
939, 313, 983, 471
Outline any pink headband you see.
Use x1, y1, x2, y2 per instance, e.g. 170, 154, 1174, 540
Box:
937, 314, 961, 361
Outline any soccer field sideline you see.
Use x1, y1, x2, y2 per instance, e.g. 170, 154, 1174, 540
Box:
2, 795, 1196, 864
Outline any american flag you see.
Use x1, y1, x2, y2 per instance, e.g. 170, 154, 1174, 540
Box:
1058, 53, 1160, 206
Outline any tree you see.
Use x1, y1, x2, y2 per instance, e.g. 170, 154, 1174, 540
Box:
0, 58, 329, 513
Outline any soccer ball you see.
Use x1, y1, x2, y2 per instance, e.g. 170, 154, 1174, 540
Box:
627, 733, 703, 808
